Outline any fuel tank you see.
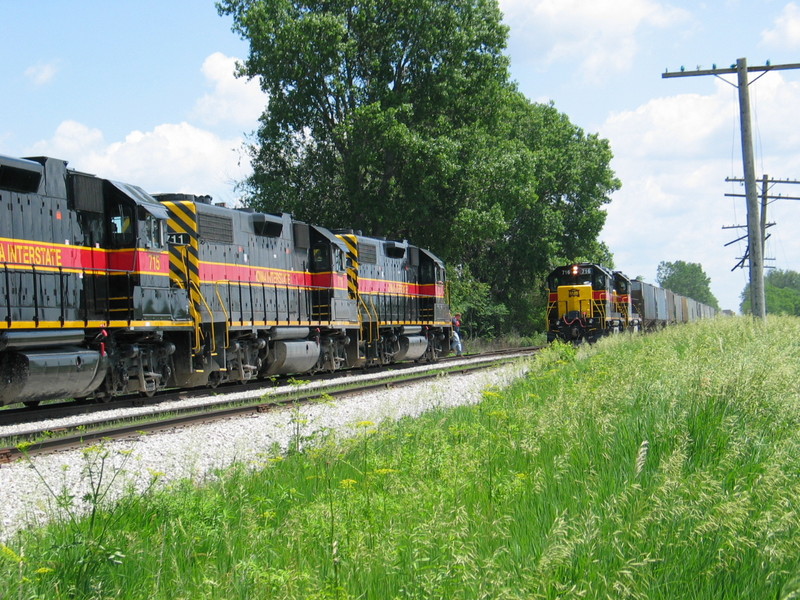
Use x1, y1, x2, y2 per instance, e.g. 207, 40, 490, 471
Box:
395, 335, 428, 361
0, 347, 107, 405
263, 340, 321, 376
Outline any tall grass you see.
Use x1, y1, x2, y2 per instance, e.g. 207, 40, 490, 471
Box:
2, 316, 800, 598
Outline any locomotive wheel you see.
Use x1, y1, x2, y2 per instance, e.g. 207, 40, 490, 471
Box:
23, 400, 41, 408
207, 371, 222, 389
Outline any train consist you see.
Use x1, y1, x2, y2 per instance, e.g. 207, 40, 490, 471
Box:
0, 154, 452, 407
546, 262, 716, 343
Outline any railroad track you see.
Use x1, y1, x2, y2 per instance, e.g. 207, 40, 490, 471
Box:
0, 349, 537, 463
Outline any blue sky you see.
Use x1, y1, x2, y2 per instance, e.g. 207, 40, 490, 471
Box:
3, 0, 800, 312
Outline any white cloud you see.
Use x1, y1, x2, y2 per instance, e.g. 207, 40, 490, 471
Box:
28, 120, 105, 157
192, 52, 265, 128
602, 78, 742, 159
24, 61, 58, 86
499, 0, 689, 77
90, 122, 250, 202
761, 2, 800, 48
25, 53, 258, 206
29, 120, 250, 205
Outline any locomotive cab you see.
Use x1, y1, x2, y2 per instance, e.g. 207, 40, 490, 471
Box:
73, 178, 184, 397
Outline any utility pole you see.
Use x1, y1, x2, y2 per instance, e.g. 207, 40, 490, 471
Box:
663, 58, 800, 319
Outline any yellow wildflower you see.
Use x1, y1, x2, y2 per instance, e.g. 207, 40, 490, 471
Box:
0, 544, 23, 563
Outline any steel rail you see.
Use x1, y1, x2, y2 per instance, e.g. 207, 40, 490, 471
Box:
0, 351, 535, 464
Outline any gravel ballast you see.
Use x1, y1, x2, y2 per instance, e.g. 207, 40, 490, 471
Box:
0, 360, 528, 541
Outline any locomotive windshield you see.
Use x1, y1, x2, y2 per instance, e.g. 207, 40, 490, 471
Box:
547, 264, 611, 290
548, 265, 594, 289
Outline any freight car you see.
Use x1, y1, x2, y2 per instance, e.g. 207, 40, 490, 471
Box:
546, 262, 715, 343
0, 154, 452, 407
630, 279, 716, 329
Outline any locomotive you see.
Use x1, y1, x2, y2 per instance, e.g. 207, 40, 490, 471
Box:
546, 262, 716, 343
0, 154, 452, 407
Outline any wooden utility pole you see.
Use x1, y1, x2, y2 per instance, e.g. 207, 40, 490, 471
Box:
663, 58, 800, 319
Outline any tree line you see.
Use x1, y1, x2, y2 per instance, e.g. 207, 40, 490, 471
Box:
740, 270, 800, 316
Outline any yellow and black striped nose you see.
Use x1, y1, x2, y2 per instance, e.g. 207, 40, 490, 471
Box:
337, 233, 360, 299
161, 201, 201, 314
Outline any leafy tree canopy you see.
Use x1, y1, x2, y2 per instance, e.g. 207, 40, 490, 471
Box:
740, 269, 800, 315
656, 260, 720, 310
218, 0, 619, 333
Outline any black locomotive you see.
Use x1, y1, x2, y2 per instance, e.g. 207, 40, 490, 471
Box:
0, 154, 452, 406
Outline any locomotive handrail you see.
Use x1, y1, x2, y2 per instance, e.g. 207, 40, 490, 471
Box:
191, 279, 217, 355
58, 267, 66, 326
2, 263, 10, 325
365, 295, 381, 343
31, 264, 39, 326
213, 280, 230, 348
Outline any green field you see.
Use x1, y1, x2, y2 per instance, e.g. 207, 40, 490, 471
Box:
3, 316, 800, 599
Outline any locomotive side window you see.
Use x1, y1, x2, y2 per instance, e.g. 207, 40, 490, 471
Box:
420, 261, 434, 283
311, 244, 330, 271
109, 203, 135, 248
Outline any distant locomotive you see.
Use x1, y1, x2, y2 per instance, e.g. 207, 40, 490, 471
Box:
546, 262, 715, 343
0, 154, 452, 407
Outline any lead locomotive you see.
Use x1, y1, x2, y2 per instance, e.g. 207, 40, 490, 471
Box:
0, 155, 451, 406
546, 262, 716, 343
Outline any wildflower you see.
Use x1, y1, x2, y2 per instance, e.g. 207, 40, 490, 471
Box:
356, 420, 374, 428
340, 479, 357, 489
0, 544, 23, 563
35, 567, 55, 575
373, 468, 398, 476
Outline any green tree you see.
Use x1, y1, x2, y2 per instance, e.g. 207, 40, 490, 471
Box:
740, 269, 800, 315
217, 0, 511, 241
456, 95, 619, 331
218, 0, 618, 334
656, 260, 720, 309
